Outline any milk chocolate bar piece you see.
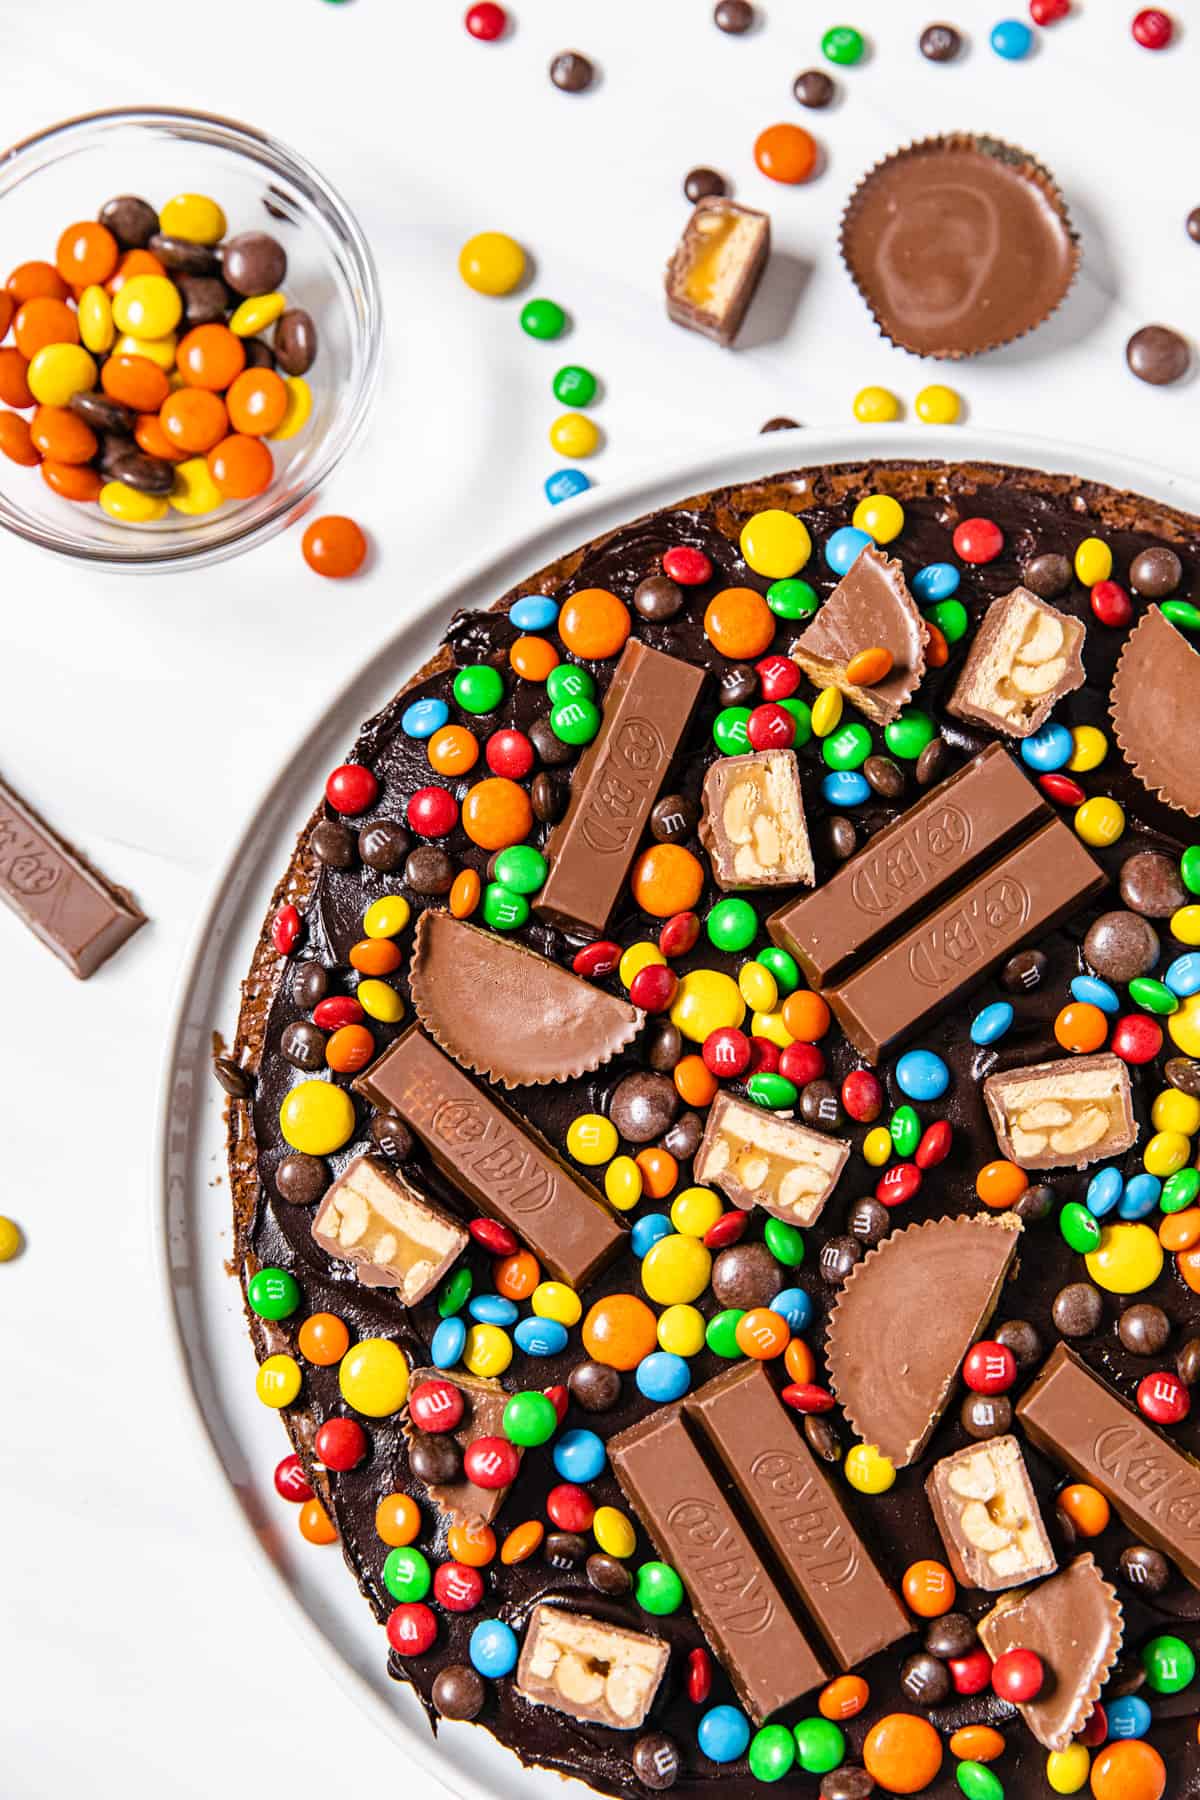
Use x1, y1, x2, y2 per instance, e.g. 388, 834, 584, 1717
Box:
685, 1363, 910, 1669
609, 1404, 829, 1721
699, 749, 814, 891
768, 746, 1049, 988
926, 1435, 1056, 1592
693, 1090, 848, 1227
0, 775, 145, 978
310, 1154, 468, 1302
948, 586, 1085, 739
515, 1605, 669, 1730
535, 641, 706, 935
824, 819, 1106, 1063
978, 1555, 1123, 1751
1017, 1343, 1200, 1590
788, 545, 928, 726
983, 1053, 1135, 1170
354, 1026, 626, 1288
665, 197, 770, 347
403, 1366, 519, 1526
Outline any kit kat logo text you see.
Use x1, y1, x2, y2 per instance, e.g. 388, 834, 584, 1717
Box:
428, 1097, 556, 1213
664, 1497, 775, 1634
850, 802, 971, 918
579, 716, 668, 855
748, 1450, 860, 1589
908, 875, 1030, 988
1094, 1424, 1200, 1539
0, 807, 62, 898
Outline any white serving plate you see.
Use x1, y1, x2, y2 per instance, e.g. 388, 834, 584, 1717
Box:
154, 427, 1200, 1800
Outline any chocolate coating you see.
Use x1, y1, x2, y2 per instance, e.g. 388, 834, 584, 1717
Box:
222, 231, 287, 297
1119, 850, 1187, 918
918, 23, 961, 61
1127, 324, 1191, 386
710, 1242, 782, 1309
1052, 1282, 1104, 1339
99, 194, 158, 248
1118, 1302, 1171, 1357
683, 168, 728, 205
794, 69, 835, 106
1083, 909, 1160, 983
550, 50, 594, 91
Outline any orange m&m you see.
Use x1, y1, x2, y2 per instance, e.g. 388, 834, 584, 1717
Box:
1089, 1741, 1166, 1800
102, 353, 169, 411
177, 322, 245, 390
784, 1336, 816, 1385
975, 1159, 1029, 1209
1160, 1207, 1200, 1252
55, 221, 119, 287
159, 387, 228, 453
494, 1249, 540, 1300
1058, 1483, 1110, 1537
376, 1492, 421, 1547
30, 404, 96, 464
325, 1023, 375, 1074
14, 296, 79, 359
863, 1714, 944, 1794
781, 990, 831, 1042
462, 776, 534, 851
135, 411, 188, 462
208, 433, 273, 499
349, 938, 403, 976
754, 122, 819, 184
902, 1559, 956, 1618
510, 634, 560, 681
582, 1293, 659, 1370
948, 1726, 1004, 1763
631, 843, 705, 918
299, 1498, 338, 1544
819, 1675, 869, 1721
428, 724, 479, 776
449, 868, 482, 919
448, 1519, 497, 1566
42, 460, 102, 502
298, 1311, 351, 1365
7, 259, 70, 303
704, 586, 775, 659
0, 411, 40, 466
735, 1307, 790, 1360
674, 1054, 718, 1108
558, 587, 631, 659
0, 348, 34, 408
1055, 1001, 1108, 1054
227, 367, 288, 435
635, 1147, 678, 1200
500, 1519, 544, 1565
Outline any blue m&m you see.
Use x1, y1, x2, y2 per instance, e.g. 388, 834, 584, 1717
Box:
1105, 1694, 1151, 1740
991, 18, 1034, 57
546, 468, 591, 505
514, 1316, 569, 1357
824, 526, 872, 575
470, 1618, 519, 1677
636, 1351, 692, 1403
1020, 723, 1073, 772
1086, 1167, 1124, 1218
632, 1213, 673, 1258
1071, 975, 1120, 1014
771, 1288, 813, 1333
510, 593, 560, 631
699, 1706, 752, 1764
895, 1049, 950, 1101
1119, 1174, 1162, 1220
971, 1002, 1014, 1046
822, 771, 870, 807
553, 1428, 607, 1483
431, 1315, 467, 1368
1167, 953, 1200, 997
469, 1294, 519, 1326
401, 697, 449, 739
912, 562, 959, 602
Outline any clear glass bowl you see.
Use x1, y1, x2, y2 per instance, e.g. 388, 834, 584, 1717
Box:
0, 107, 382, 571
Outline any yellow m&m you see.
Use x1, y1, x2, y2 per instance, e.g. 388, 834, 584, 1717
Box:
363, 894, 411, 938
1152, 1088, 1200, 1136
459, 231, 526, 295
1045, 1744, 1090, 1794
739, 509, 812, 579
532, 1281, 582, 1326
738, 961, 779, 1013
1169, 993, 1200, 1057
1085, 1222, 1164, 1294
915, 383, 961, 425
811, 687, 844, 738
845, 1443, 896, 1495
592, 1506, 637, 1559
1075, 796, 1125, 848
1171, 905, 1200, 946
670, 968, 745, 1043
338, 1338, 409, 1416
1143, 1130, 1192, 1178
670, 1186, 723, 1238
641, 1233, 711, 1305
463, 1322, 513, 1377
853, 385, 900, 423
1074, 536, 1113, 586
604, 1156, 643, 1211
852, 494, 905, 544
657, 1303, 705, 1357
1068, 725, 1108, 773
257, 1353, 302, 1409
159, 191, 227, 245
567, 1113, 619, 1165
356, 978, 405, 1023
279, 1079, 357, 1155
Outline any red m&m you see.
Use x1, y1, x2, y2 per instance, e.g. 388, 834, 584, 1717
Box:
463, 1436, 520, 1488
325, 763, 379, 815
465, 2, 507, 38
991, 1647, 1044, 1703
1132, 9, 1173, 49
662, 546, 713, 585
409, 1377, 466, 1433
408, 785, 459, 837
1091, 580, 1133, 628
386, 1602, 437, 1656
747, 703, 796, 750
953, 518, 1004, 564
1137, 1370, 1190, 1425
962, 1341, 1017, 1395
274, 1453, 313, 1503
433, 1561, 484, 1611
315, 1416, 367, 1471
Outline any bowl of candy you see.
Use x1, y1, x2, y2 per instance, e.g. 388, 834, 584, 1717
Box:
0, 107, 381, 571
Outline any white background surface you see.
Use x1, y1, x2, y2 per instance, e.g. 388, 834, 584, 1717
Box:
0, 3, 1196, 1797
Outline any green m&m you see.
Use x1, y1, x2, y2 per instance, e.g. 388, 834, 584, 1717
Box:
793, 1716, 844, 1774
749, 1724, 796, 1784
766, 578, 819, 620
438, 1265, 473, 1317
1182, 845, 1200, 894
453, 663, 504, 714
546, 663, 595, 705
1060, 1201, 1102, 1254
1129, 976, 1179, 1015
889, 1104, 920, 1158
764, 1215, 804, 1266
483, 882, 530, 929
714, 705, 752, 755
957, 1763, 1004, 1800
553, 364, 596, 407
885, 708, 936, 760
492, 845, 547, 893
707, 896, 758, 952
1142, 1633, 1196, 1693
550, 698, 601, 745
635, 1561, 684, 1615
503, 1390, 558, 1447
705, 1308, 746, 1358
1162, 601, 1200, 632
248, 1267, 301, 1321
383, 1545, 431, 1603
822, 721, 872, 771
926, 598, 969, 643
821, 24, 864, 63
758, 946, 800, 995
520, 297, 567, 340
748, 1071, 798, 1109
780, 697, 812, 745
1162, 1167, 1200, 1212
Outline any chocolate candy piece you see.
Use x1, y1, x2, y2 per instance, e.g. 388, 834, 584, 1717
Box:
610, 1072, 678, 1143
1111, 607, 1200, 818
1126, 323, 1190, 386
404, 846, 454, 894
356, 1027, 625, 1288
683, 168, 727, 205
1053, 1282, 1104, 1338
900, 1652, 950, 1707
1130, 546, 1183, 598
1084, 909, 1160, 983
515, 1605, 669, 1730
1119, 1544, 1171, 1596
794, 68, 835, 105
1120, 847, 1188, 917
700, 749, 814, 891
99, 439, 175, 494
961, 1392, 1012, 1440
847, 1195, 889, 1245
241, 339, 276, 372
633, 576, 683, 622
769, 746, 1049, 988
948, 587, 1086, 739
275, 1152, 327, 1204
536, 642, 706, 934
825, 820, 1105, 1064
1167, 1056, 1200, 1098
801, 1080, 844, 1134
1022, 551, 1074, 599
546, 1530, 596, 1567
914, 737, 948, 787
650, 792, 697, 844
719, 664, 758, 707
531, 772, 565, 825
1177, 1336, 1200, 1386
1018, 1344, 1200, 1589
311, 819, 355, 868
826, 1211, 1023, 1467
549, 50, 594, 91
409, 912, 642, 1088
530, 716, 576, 767
820, 1235, 862, 1286
99, 194, 158, 247
790, 547, 929, 727
1002, 947, 1048, 992
995, 1318, 1042, 1369
70, 390, 135, 435
662, 1108, 702, 1159
711, 1241, 782, 1309
685, 1363, 910, 1671
610, 1401, 829, 1722
927, 1435, 1056, 1592
1015, 1181, 1056, 1224
632, 1733, 681, 1791
713, 0, 754, 31
369, 1110, 414, 1161
646, 1021, 684, 1073
403, 1365, 518, 1525
280, 1020, 326, 1071
827, 816, 857, 861
358, 819, 409, 871
0, 775, 145, 978
569, 1359, 622, 1413
919, 22, 962, 60
664, 196, 770, 348
587, 1552, 633, 1597
978, 1554, 1124, 1751
432, 1663, 486, 1720
177, 274, 231, 327
841, 135, 1078, 357
222, 231, 287, 297
694, 1090, 848, 1227
1119, 1302, 1171, 1357
274, 308, 318, 376
761, 415, 800, 433
310, 1153, 469, 1304
213, 1054, 250, 1099
805, 1415, 841, 1463
148, 232, 219, 275
863, 755, 904, 800
924, 1613, 977, 1659
821, 1769, 875, 1800
983, 1053, 1135, 1171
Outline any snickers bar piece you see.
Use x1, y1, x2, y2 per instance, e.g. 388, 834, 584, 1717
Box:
978, 1555, 1123, 1751
403, 1366, 518, 1527
983, 1053, 1135, 1170
769, 746, 1049, 989
609, 1402, 829, 1722
685, 1363, 910, 1669
1017, 1344, 1200, 1589
824, 819, 1106, 1063
788, 544, 928, 726
0, 774, 145, 978
693, 1090, 848, 1227
354, 1026, 626, 1289
309, 1155, 468, 1303
535, 640, 706, 935
926, 1436, 1056, 1592
948, 586, 1085, 739
699, 749, 814, 891
515, 1605, 669, 1730
665, 196, 770, 347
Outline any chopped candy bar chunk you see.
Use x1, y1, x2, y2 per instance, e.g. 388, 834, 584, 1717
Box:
516, 1605, 669, 1729
310, 1153, 468, 1302
665, 197, 770, 347
693, 1090, 847, 1226
982, 1053, 1135, 1170
948, 586, 1085, 739
926, 1435, 1057, 1592
700, 749, 814, 891
788, 545, 928, 726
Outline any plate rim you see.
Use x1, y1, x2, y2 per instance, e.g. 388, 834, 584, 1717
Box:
151, 424, 1200, 1799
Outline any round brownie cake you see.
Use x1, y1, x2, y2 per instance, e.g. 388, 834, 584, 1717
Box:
226, 459, 1200, 1800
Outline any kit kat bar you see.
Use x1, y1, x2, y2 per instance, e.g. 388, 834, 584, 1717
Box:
609, 1404, 829, 1721
768, 745, 1049, 988
685, 1363, 910, 1670
0, 775, 145, 978
1016, 1344, 1200, 1591
535, 640, 706, 935
824, 819, 1106, 1064
354, 1025, 626, 1289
